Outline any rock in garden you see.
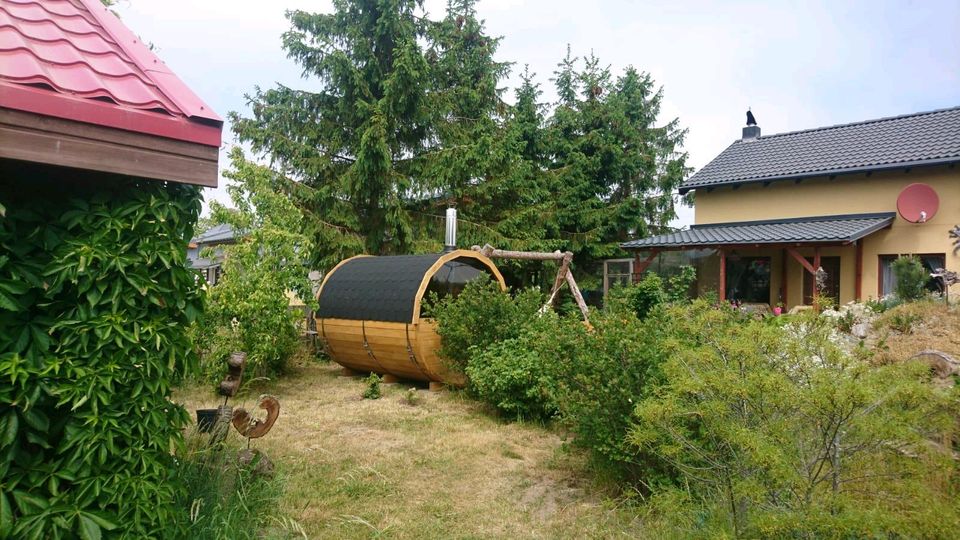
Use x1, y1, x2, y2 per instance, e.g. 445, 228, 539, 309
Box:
237, 448, 275, 478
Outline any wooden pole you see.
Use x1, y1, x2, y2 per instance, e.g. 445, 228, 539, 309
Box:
719, 248, 727, 303
855, 240, 863, 301
473, 244, 568, 262
813, 247, 821, 311
564, 270, 591, 321
474, 244, 589, 323
780, 248, 788, 308
631, 249, 660, 283
542, 253, 572, 310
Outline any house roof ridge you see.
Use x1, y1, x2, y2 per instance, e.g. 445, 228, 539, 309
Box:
746, 105, 960, 142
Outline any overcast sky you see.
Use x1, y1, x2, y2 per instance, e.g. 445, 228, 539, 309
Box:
115, 0, 960, 227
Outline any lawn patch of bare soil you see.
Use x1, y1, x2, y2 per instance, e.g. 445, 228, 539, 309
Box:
176, 361, 641, 539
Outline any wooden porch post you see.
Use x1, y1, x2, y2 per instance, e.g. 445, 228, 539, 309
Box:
780, 248, 788, 307
855, 240, 863, 301
632, 249, 660, 284
718, 248, 726, 302
813, 247, 821, 311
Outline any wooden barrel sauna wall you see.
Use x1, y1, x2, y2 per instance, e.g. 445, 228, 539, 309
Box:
315, 249, 506, 384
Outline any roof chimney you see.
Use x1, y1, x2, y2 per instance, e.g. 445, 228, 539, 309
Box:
742, 108, 760, 141
443, 208, 457, 252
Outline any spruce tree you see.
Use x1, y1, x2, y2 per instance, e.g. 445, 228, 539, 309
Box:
231, 0, 432, 267
545, 50, 690, 283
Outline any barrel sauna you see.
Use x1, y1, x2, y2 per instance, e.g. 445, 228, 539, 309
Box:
315, 249, 506, 384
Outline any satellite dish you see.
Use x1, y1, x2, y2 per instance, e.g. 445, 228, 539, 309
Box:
896, 183, 939, 223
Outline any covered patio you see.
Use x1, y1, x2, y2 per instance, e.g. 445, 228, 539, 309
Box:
622, 213, 896, 309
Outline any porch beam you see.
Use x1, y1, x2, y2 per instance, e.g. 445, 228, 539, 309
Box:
631, 249, 660, 283
786, 247, 818, 275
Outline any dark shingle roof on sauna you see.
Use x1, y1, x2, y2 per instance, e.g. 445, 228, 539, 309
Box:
317, 254, 443, 323
679, 106, 960, 194
621, 212, 896, 249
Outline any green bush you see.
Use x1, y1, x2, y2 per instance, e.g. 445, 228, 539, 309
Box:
665, 265, 697, 303
1, 175, 203, 538
547, 308, 674, 487
630, 303, 959, 537
465, 313, 563, 421
607, 266, 696, 318
192, 149, 315, 381
892, 255, 928, 301
427, 276, 543, 372
362, 373, 383, 400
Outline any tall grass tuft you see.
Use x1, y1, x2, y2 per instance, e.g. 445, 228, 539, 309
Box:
175, 428, 290, 539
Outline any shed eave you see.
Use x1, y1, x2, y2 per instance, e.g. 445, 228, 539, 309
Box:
0, 107, 219, 187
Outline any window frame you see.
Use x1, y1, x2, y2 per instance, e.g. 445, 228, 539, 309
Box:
877, 253, 946, 297
603, 258, 634, 295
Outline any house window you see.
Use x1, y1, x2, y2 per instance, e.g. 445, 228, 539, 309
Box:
604, 259, 633, 294
803, 256, 841, 305
878, 254, 946, 296
725, 256, 771, 303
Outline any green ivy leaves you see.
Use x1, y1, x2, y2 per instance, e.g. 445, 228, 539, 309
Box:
1, 178, 203, 538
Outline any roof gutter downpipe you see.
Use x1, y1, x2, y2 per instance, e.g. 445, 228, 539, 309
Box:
443, 208, 457, 253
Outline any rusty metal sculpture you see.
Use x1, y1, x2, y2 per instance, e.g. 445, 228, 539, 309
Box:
219, 352, 246, 399
232, 395, 281, 440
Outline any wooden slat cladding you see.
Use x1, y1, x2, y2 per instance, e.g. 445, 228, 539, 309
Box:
318, 318, 463, 384
0, 108, 219, 186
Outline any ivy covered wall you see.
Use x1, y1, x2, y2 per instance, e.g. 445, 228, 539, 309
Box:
0, 165, 204, 538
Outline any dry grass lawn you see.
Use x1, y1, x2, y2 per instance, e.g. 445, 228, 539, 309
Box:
872, 301, 960, 363
176, 360, 643, 539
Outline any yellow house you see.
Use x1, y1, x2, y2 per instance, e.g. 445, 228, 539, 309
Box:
622, 106, 960, 308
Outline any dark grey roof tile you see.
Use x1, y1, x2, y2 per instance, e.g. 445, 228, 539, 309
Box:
621, 212, 896, 249
680, 106, 960, 193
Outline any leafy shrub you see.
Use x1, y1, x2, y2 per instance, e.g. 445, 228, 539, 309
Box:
874, 301, 930, 335
630, 304, 959, 538
607, 266, 696, 318
892, 255, 928, 301
607, 273, 666, 318
0, 175, 203, 538
427, 276, 543, 371
465, 313, 563, 420
362, 373, 383, 400
192, 150, 315, 381
547, 308, 674, 487
403, 388, 421, 406
665, 265, 697, 303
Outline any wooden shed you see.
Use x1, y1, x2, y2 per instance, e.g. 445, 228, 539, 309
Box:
315, 249, 505, 385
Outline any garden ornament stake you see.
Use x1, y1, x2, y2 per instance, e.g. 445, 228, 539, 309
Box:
206, 352, 246, 445
232, 395, 281, 448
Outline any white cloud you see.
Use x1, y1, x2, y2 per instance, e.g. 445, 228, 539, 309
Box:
115, 0, 960, 228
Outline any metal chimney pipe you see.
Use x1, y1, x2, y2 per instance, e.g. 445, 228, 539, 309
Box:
444, 208, 457, 252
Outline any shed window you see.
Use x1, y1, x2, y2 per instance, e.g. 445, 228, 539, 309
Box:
604, 259, 633, 294
425, 258, 495, 301
879, 254, 946, 296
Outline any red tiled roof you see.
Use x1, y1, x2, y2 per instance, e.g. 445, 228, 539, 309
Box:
0, 0, 222, 146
